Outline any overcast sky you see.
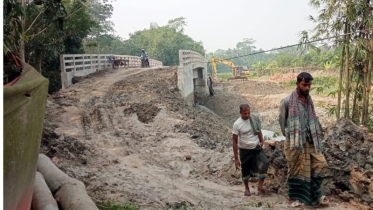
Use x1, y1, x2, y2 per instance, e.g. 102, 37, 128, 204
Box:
109, 0, 318, 53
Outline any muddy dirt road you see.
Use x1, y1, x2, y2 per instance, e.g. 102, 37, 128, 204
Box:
42, 67, 371, 209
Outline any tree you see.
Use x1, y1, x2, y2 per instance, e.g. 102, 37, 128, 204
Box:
4, 0, 113, 92
308, 0, 373, 126
167, 17, 187, 33
3, 0, 67, 61
96, 17, 205, 66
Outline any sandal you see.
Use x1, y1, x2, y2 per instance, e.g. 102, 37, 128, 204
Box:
319, 195, 329, 205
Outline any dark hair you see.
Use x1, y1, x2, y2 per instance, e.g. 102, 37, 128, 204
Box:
297, 72, 313, 83
239, 104, 250, 112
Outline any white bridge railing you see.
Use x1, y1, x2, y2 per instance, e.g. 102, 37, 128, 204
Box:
60, 54, 163, 89
179, 50, 207, 66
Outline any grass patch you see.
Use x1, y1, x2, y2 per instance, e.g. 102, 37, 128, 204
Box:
189, 169, 196, 175
96, 201, 140, 210
166, 201, 191, 210
245, 201, 272, 209
216, 72, 257, 80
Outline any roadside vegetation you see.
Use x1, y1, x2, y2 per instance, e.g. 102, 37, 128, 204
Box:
3, 0, 372, 127
96, 201, 140, 210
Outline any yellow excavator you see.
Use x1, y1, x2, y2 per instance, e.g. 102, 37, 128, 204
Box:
210, 57, 250, 81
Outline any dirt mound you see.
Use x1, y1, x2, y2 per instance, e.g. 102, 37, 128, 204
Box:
195, 89, 252, 126
269, 73, 298, 82
123, 103, 161, 123
72, 68, 112, 84
198, 79, 338, 135
42, 67, 249, 209
264, 119, 373, 208
41, 66, 370, 209
230, 80, 286, 95
323, 119, 373, 207
195, 80, 285, 127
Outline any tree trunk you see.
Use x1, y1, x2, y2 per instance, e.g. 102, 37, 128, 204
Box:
19, 0, 26, 62
361, 0, 371, 125
351, 45, 359, 123
337, 21, 347, 120
352, 68, 362, 123
344, 21, 351, 119
38, 53, 43, 74
366, 49, 372, 123
362, 59, 368, 125
362, 39, 373, 125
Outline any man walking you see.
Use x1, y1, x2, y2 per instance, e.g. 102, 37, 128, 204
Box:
232, 104, 270, 196
279, 72, 329, 207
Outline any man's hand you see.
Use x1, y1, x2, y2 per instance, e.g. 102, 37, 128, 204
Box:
258, 131, 264, 148
235, 159, 241, 170
259, 141, 264, 148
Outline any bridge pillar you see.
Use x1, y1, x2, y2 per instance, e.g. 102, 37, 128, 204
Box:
178, 50, 208, 106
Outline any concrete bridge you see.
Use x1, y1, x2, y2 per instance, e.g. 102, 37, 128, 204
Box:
177, 50, 208, 105
60, 54, 163, 88
60, 50, 208, 105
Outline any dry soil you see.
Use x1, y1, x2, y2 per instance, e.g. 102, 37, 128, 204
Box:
42, 67, 372, 210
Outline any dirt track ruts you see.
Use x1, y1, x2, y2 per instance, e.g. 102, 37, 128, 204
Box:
41, 67, 369, 210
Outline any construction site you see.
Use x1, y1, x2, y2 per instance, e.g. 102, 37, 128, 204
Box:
36, 60, 373, 209
4, 0, 373, 209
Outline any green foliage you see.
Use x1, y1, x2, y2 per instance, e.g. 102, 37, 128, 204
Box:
166, 201, 189, 210
327, 106, 337, 118
279, 76, 339, 97
189, 169, 196, 175
24, 0, 96, 93
84, 34, 125, 54
3, 0, 24, 52
3, 0, 67, 53
85, 17, 205, 66
215, 73, 257, 80
96, 201, 139, 210
308, 0, 373, 125
125, 20, 205, 66
3, 0, 113, 92
206, 40, 339, 75
216, 73, 232, 80
86, 0, 115, 36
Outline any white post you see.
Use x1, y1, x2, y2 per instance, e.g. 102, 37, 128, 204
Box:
73, 55, 76, 73
60, 54, 65, 73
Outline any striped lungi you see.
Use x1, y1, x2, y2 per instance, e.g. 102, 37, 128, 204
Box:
284, 140, 328, 206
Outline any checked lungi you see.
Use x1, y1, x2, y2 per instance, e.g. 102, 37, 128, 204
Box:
284, 140, 328, 205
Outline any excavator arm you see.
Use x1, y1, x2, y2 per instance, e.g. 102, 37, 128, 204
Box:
211, 57, 236, 77
210, 57, 248, 81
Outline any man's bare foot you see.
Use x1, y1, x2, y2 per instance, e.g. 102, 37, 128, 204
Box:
244, 189, 251, 196
257, 187, 271, 196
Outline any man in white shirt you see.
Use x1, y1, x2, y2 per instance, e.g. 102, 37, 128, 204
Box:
232, 104, 270, 196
